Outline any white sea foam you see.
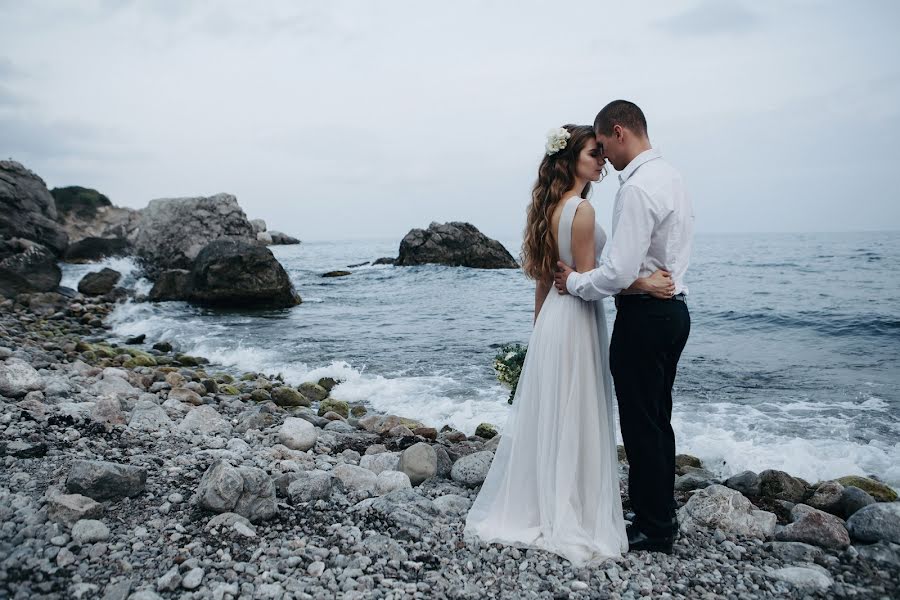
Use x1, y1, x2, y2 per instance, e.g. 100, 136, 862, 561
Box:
59, 256, 144, 290
672, 405, 900, 488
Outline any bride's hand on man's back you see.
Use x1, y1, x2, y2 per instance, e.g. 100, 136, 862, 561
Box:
636, 269, 675, 299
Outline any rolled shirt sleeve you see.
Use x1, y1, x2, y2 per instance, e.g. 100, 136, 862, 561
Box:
565, 185, 657, 301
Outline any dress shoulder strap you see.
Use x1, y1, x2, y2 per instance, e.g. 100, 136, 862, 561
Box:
557, 195, 587, 266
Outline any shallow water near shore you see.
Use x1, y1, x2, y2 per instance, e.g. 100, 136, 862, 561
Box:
62, 231, 900, 488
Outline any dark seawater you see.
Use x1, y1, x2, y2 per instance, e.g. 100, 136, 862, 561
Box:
62, 231, 900, 488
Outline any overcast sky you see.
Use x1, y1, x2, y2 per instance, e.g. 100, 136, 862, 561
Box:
2, 0, 899, 242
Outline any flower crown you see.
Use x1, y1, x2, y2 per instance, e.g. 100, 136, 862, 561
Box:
545, 127, 571, 156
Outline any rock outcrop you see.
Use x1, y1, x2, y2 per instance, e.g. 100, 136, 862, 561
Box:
0, 238, 62, 297
0, 160, 68, 254
134, 194, 257, 279
269, 231, 301, 245
395, 222, 517, 269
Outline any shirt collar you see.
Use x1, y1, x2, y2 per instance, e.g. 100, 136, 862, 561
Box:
618, 148, 662, 185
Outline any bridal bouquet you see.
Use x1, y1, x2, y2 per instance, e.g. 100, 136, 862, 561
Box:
493, 343, 527, 405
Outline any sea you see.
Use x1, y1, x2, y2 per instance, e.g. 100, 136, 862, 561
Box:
60, 231, 900, 489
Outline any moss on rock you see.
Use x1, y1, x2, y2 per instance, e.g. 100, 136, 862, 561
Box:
318, 398, 349, 418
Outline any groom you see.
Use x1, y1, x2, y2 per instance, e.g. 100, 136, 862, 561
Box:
553, 100, 694, 554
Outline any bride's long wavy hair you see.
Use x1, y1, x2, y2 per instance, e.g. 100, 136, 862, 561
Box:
521, 124, 597, 281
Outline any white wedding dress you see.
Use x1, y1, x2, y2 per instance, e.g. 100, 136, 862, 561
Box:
463, 195, 627, 566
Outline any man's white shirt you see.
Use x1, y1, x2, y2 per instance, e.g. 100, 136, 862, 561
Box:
565, 148, 694, 300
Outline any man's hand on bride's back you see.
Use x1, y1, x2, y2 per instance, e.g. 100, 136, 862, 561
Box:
553, 261, 575, 294
635, 269, 675, 299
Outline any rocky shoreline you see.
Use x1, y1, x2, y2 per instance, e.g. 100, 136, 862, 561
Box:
1, 289, 899, 600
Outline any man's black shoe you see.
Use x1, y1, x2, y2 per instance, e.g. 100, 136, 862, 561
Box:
626, 527, 674, 554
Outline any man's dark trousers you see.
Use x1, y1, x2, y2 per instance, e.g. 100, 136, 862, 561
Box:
610, 295, 690, 539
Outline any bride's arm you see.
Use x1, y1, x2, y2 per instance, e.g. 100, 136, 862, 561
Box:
534, 279, 551, 324
571, 202, 597, 273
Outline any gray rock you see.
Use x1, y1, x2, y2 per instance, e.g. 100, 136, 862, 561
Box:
360, 451, 400, 475
367, 488, 440, 539
333, 463, 378, 495
0, 160, 68, 254
91, 395, 125, 426
134, 194, 256, 279
450, 451, 494, 487
0, 357, 44, 398
65, 237, 131, 263
178, 405, 232, 437
77, 267, 121, 296
278, 417, 318, 451
47, 493, 105, 527
101, 579, 133, 600
768, 565, 833, 593
205, 512, 252, 531
269, 231, 300, 245
194, 460, 277, 522
759, 469, 808, 503
181, 568, 204, 590
846, 502, 900, 544
187, 240, 301, 309
674, 472, 715, 492
376, 470, 412, 495
435, 445, 452, 478
776, 504, 850, 549
764, 541, 824, 563
0, 238, 62, 296
399, 442, 437, 486
287, 470, 334, 504
156, 566, 181, 591
71, 519, 110, 544
855, 541, 900, 567
324, 419, 354, 433
840, 485, 876, 519
360, 533, 408, 562
807, 480, 844, 514
128, 400, 174, 432
433, 494, 472, 516
395, 222, 518, 269
128, 591, 164, 600
2, 439, 48, 458
678, 484, 776, 539
66, 460, 147, 500
148, 269, 191, 302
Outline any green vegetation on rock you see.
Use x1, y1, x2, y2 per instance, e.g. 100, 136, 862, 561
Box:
836, 476, 898, 502
318, 398, 349, 418
271, 386, 309, 407
298, 382, 328, 402
475, 423, 497, 439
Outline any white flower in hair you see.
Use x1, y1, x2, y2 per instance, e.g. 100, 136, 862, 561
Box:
545, 127, 571, 156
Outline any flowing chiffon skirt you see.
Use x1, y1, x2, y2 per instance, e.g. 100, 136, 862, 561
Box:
463, 289, 627, 566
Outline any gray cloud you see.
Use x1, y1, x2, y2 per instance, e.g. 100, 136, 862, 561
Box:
0, 1, 897, 239
657, 1, 763, 36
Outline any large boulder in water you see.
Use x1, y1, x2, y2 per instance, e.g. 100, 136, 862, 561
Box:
134, 194, 257, 279
268, 231, 301, 245
395, 222, 517, 269
0, 160, 68, 255
0, 238, 62, 297
186, 240, 300, 308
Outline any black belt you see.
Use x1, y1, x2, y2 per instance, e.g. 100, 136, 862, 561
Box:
614, 293, 686, 309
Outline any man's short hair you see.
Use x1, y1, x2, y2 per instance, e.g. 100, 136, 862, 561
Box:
594, 100, 648, 137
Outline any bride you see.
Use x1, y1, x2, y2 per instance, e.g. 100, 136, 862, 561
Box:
463, 125, 673, 565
